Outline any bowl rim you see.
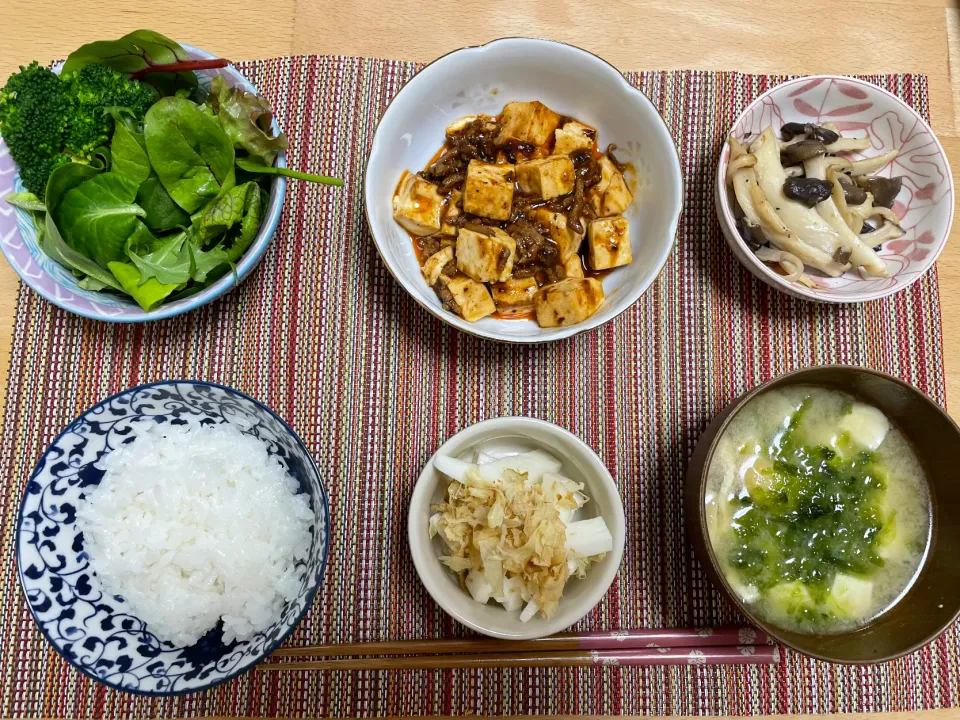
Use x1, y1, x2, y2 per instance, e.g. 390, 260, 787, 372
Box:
363, 36, 683, 344
0, 44, 288, 323
692, 364, 960, 663
715, 74, 955, 304
14, 379, 331, 696
407, 415, 626, 639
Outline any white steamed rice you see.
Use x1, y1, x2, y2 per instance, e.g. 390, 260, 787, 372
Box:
76, 420, 314, 646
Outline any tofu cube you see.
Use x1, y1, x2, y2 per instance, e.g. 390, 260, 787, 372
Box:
456, 227, 516, 283
437, 273, 496, 322
534, 278, 605, 328
393, 170, 444, 236
532, 208, 584, 261
491, 277, 539, 316
463, 160, 515, 221
553, 121, 595, 156
517, 156, 575, 200
587, 216, 632, 270
440, 191, 461, 236
422, 246, 454, 286
600, 171, 633, 216
560, 255, 584, 279
587, 156, 633, 217
497, 101, 562, 146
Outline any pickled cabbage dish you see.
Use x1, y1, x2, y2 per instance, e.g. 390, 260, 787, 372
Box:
705, 386, 931, 634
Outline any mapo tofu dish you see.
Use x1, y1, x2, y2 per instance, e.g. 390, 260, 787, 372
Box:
392, 101, 636, 328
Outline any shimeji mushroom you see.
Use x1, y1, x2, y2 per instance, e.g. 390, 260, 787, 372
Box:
749, 128, 868, 276
803, 153, 888, 276
727, 136, 849, 277
728, 122, 907, 286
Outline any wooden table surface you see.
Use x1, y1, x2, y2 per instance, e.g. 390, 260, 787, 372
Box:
2, 1, 959, 718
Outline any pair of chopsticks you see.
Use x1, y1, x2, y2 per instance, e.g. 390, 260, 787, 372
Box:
261, 627, 779, 670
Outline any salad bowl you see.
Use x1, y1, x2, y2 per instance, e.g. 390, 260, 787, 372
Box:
16, 381, 329, 695
0, 45, 288, 322
365, 38, 682, 343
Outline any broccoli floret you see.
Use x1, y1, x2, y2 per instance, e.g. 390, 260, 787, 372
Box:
0, 62, 73, 195
63, 63, 154, 157
0, 61, 155, 196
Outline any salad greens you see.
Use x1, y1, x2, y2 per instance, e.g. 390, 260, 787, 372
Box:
0, 29, 342, 311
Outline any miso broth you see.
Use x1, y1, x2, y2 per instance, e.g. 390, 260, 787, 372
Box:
705, 386, 931, 634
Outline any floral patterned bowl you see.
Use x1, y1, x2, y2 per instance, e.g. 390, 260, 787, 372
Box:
16, 381, 329, 695
0, 46, 287, 322
716, 75, 954, 303
364, 38, 682, 343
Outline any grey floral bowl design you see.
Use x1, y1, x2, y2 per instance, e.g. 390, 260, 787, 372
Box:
16, 381, 329, 695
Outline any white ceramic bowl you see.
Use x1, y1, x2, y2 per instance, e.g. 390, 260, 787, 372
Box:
365, 38, 682, 343
716, 75, 954, 303
408, 417, 626, 639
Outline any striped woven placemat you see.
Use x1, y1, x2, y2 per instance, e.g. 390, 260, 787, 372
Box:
0, 58, 954, 717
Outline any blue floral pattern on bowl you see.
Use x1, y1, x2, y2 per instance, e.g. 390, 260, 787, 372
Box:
0, 46, 287, 322
16, 381, 329, 695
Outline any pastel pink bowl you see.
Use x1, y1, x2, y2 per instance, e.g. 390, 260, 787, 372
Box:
716, 75, 954, 303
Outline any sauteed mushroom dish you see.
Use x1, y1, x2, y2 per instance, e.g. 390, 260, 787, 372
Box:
392, 101, 636, 327
727, 123, 905, 287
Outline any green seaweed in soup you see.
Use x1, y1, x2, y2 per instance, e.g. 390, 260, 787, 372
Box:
705, 387, 930, 634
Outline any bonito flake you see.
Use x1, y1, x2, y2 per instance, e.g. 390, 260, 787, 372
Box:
429, 452, 612, 621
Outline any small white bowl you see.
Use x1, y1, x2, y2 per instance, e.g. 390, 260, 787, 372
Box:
365, 37, 682, 343
716, 75, 954, 303
408, 417, 625, 639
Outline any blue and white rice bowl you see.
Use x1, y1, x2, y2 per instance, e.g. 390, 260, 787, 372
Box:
16, 381, 329, 695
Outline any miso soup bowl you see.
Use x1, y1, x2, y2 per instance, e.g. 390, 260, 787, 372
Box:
684, 365, 960, 664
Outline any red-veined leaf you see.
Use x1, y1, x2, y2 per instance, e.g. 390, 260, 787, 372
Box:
788, 78, 825, 97
825, 102, 873, 117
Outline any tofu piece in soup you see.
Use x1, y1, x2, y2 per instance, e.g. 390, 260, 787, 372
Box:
437, 274, 496, 322
587, 216, 632, 270
456, 227, 516, 283
393, 170, 444, 236
532, 208, 584, 261
422, 246, 454, 286
553, 121, 595, 156
517, 156, 575, 200
491, 277, 539, 316
497, 101, 562, 146
463, 160, 515, 221
535, 278, 605, 327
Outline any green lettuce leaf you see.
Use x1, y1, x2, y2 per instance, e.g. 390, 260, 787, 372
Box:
207, 75, 288, 163
144, 97, 235, 213
108, 261, 180, 310
54, 172, 147, 266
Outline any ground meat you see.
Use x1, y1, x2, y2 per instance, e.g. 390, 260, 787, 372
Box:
420, 119, 502, 190
507, 219, 549, 266
433, 279, 457, 312
570, 149, 601, 188
419, 236, 441, 261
